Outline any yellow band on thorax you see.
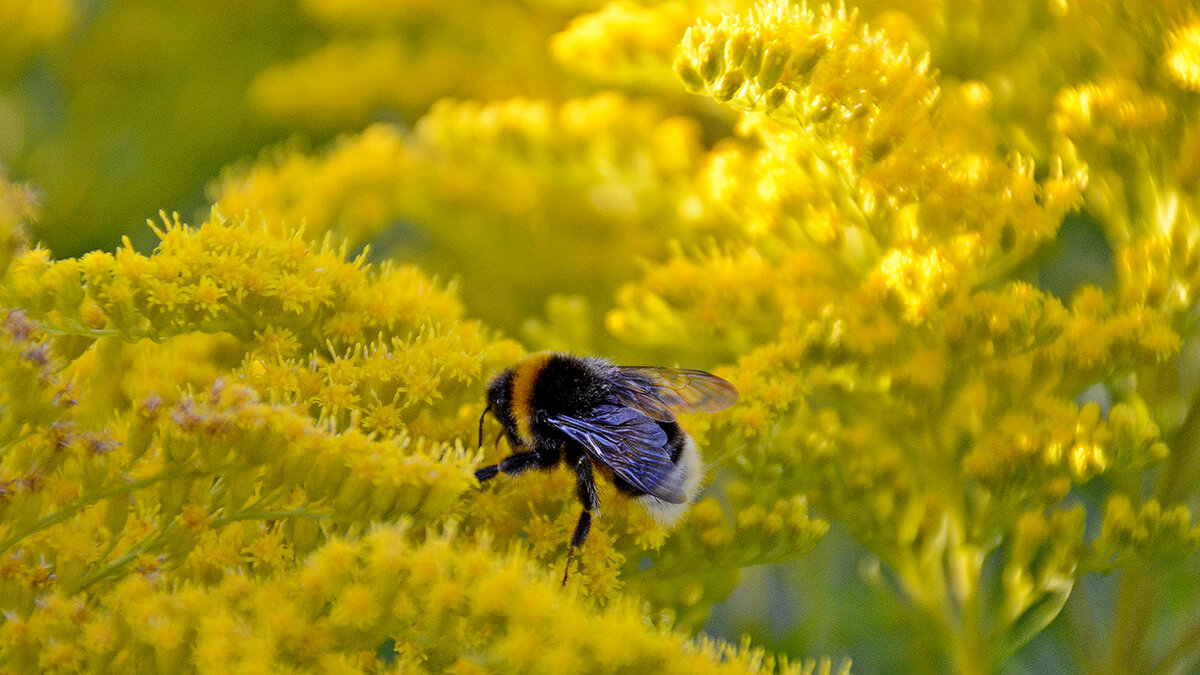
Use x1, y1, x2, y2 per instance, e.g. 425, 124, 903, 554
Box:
511, 351, 553, 447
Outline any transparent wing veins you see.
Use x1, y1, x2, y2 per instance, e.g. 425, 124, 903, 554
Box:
610, 366, 738, 422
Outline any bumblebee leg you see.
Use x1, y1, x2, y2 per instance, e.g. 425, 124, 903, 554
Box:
563, 456, 598, 586
574, 457, 599, 514
474, 450, 541, 482
562, 509, 591, 586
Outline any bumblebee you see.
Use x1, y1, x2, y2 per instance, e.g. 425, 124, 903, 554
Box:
475, 351, 737, 584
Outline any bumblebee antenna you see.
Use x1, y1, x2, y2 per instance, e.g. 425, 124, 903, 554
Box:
477, 403, 491, 449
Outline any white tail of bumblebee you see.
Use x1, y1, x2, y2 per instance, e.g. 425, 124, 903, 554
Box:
637, 433, 704, 526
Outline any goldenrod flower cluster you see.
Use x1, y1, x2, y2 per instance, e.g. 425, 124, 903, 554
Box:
656, 1, 1198, 672
249, 0, 564, 129
2, 519, 845, 675
0, 189, 828, 671
212, 94, 721, 335
2, 0, 1200, 673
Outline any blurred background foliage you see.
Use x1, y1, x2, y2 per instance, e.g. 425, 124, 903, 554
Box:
2, 0, 1200, 673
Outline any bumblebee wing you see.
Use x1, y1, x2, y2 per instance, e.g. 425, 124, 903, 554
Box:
548, 405, 686, 504
611, 366, 739, 422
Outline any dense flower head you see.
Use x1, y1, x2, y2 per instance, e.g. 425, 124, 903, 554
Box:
551, 2, 697, 90
212, 93, 725, 339
5, 210, 467, 352
0, 189, 833, 671
247, 0, 566, 129
644, 1, 1198, 671
0, 521, 850, 674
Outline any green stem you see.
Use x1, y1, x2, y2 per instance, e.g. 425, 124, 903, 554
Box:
890, 529, 987, 675
1152, 610, 1200, 675
1096, 376, 1200, 673
71, 526, 171, 593
951, 634, 990, 675
66, 506, 328, 593
213, 508, 330, 525
1157, 382, 1200, 504
32, 321, 122, 340
949, 536, 990, 675
1063, 582, 1103, 674
1107, 567, 1153, 675
1106, 369, 1200, 672
0, 464, 196, 555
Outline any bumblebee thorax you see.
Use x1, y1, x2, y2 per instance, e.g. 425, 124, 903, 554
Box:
508, 352, 612, 446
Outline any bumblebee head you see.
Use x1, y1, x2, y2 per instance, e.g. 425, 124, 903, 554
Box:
485, 369, 513, 411
479, 368, 515, 448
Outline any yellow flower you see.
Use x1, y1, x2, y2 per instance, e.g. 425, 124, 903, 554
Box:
1166, 20, 1200, 91
328, 582, 380, 629
242, 525, 293, 574
552, 2, 696, 90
